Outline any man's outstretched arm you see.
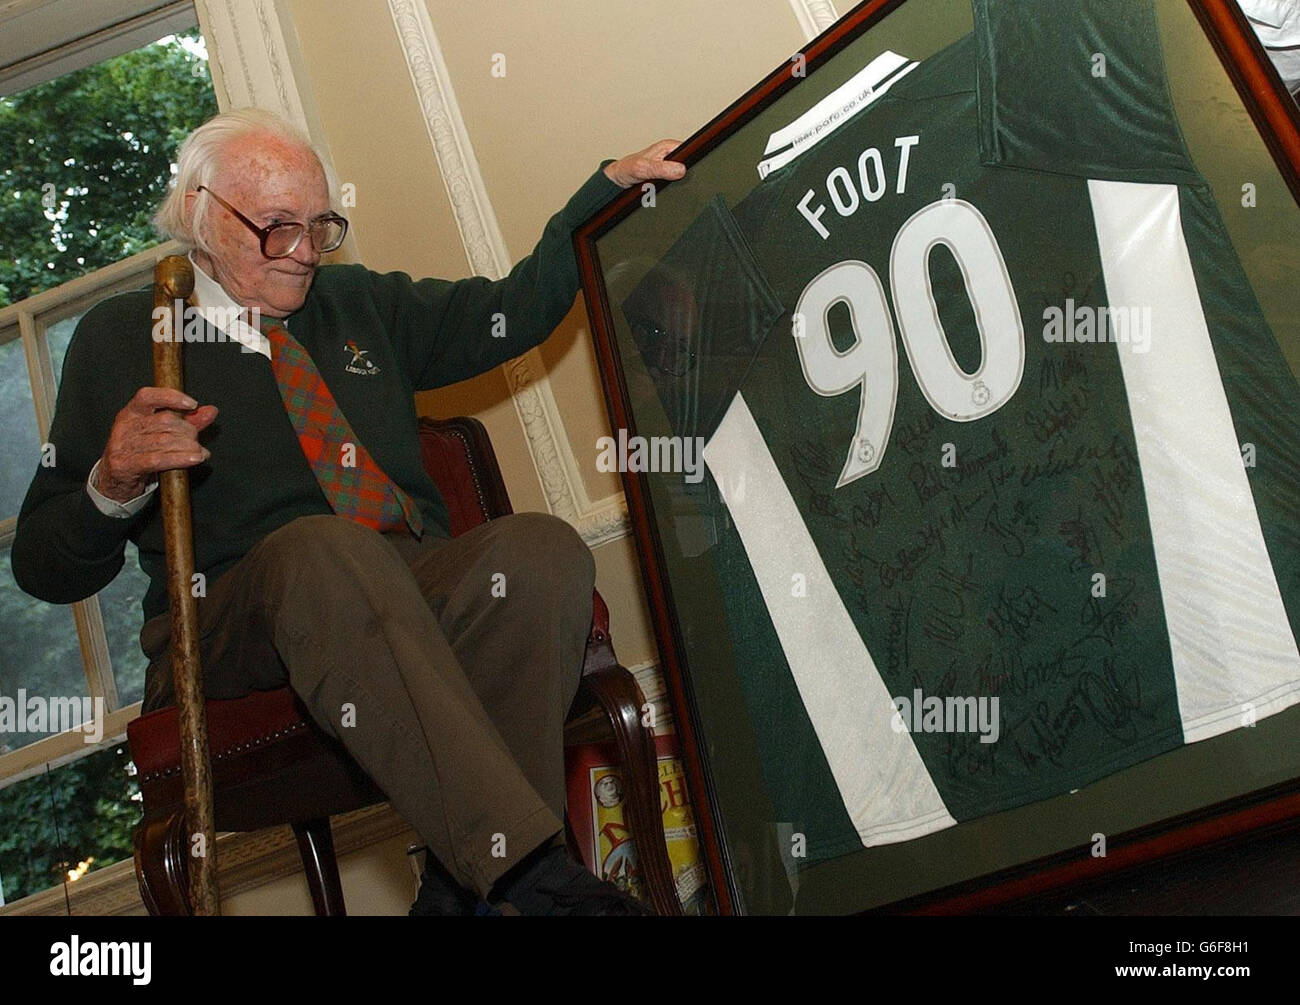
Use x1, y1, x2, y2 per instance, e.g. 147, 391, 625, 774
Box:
381, 140, 686, 391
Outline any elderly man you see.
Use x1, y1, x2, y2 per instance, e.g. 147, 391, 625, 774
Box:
11, 108, 684, 915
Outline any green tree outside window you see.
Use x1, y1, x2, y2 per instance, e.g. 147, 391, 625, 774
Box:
0, 28, 217, 906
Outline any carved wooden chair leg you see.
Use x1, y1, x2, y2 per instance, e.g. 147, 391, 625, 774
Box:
292, 817, 347, 916
134, 811, 193, 916
576, 667, 683, 916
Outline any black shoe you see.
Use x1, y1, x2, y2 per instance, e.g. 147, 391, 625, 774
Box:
409, 849, 480, 917
488, 844, 655, 916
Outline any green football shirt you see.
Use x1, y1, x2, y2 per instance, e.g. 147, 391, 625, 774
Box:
624, 0, 1300, 864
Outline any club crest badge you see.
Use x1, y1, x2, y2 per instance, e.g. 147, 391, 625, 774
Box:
343, 340, 380, 375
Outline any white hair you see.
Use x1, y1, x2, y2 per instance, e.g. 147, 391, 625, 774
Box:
152, 108, 335, 253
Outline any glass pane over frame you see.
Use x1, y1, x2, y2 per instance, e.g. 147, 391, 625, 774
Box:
0, 540, 90, 755
0, 333, 42, 518
584, 0, 1300, 913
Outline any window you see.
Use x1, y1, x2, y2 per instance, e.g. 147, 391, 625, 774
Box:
0, 23, 217, 907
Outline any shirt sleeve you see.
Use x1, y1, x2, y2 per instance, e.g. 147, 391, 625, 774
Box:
377, 164, 624, 391
620, 194, 785, 444
86, 458, 157, 518
972, 0, 1199, 185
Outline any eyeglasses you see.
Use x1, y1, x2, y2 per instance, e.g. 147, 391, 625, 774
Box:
196, 185, 348, 258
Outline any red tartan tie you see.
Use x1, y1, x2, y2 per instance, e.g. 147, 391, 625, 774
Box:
261, 317, 423, 536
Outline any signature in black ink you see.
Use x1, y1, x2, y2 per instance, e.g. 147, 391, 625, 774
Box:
986, 583, 1058, 643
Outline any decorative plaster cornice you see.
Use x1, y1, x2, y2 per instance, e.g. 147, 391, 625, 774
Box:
577, 494, 631, 550
194, 0, 309, 133
253, 0, 294, 122
504, 352, 578, 521
789, 0, 840, 40
219, 0, 254, 107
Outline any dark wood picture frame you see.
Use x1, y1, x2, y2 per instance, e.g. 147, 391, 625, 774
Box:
575, 0, 1300, 915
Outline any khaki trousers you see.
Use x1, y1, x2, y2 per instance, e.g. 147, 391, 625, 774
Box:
140, 511, 595, 896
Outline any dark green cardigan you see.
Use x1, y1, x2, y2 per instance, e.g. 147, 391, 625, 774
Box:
11, 166, 620, 622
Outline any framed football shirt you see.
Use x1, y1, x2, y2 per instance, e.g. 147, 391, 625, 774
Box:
577, 0, 1300, 914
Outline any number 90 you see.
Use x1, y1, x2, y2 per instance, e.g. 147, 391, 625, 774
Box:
793, 198, 1025, 487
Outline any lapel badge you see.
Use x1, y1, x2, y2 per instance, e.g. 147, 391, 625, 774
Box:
343, 339, 381, 375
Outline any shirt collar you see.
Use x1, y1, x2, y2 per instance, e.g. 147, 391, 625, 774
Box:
187, 251, 271, 358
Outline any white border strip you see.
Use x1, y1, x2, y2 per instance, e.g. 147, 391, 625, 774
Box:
1089, 179, 1300, 741
704, 392, 955, 845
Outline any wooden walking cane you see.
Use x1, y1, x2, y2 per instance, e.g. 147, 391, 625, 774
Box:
152, 254, 220, 915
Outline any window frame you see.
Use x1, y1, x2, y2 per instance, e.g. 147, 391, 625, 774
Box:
0, 240, 184, 789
